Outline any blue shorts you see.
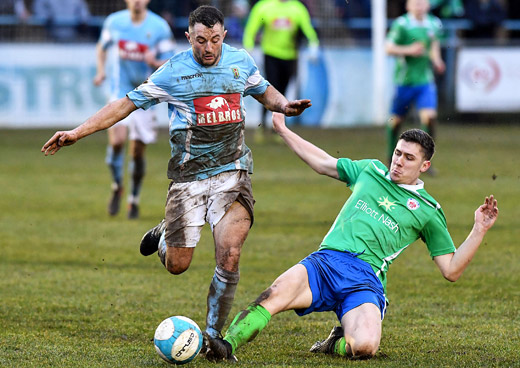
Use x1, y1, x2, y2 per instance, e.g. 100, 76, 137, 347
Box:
391, 83, 437, 117
296, 249, 386, 321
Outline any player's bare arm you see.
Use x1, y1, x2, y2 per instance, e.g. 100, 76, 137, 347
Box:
253, 85, 312, 116
93, 43, 107, 86
385, 41, 425, 57
41, 97, 137, 156
433, 195, 499, 281
272, 112, 339, 179
429, 40, 445, 74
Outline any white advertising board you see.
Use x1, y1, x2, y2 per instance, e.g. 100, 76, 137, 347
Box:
456, 47, 520, 112
0, 43, 393, 128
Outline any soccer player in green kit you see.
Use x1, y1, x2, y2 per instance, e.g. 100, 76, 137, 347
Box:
202, 112, 499, 362
386, 0, 445, 171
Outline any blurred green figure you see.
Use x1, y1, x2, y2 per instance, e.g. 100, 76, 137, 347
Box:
243, 0, 319, 141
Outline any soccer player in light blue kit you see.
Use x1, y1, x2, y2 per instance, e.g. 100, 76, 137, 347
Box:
42, 5, 311, 355
93, 0, 175, 219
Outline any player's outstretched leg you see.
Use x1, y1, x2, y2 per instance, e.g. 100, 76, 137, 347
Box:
310, 326, 344, 354
140, 219, 165, 256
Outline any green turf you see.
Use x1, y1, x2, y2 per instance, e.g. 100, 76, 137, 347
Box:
0, 124, 519, 367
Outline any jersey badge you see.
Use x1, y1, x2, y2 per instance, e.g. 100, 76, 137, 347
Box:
231, 67, 240, 79
407, 198, 420, 211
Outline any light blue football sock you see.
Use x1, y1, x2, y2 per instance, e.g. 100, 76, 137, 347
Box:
105, 145, 124, 187
206, 266, 240, 338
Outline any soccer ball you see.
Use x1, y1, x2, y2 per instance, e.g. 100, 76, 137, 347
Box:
154, 316, 203, 365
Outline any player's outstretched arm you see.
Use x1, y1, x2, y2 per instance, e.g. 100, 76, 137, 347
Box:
41, 97, 137, 156
253, 85, 311, 116
434, 195, 499, 281
272, 112, 338, 179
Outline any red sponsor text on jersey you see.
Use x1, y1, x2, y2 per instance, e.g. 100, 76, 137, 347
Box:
118, 40, 148, 61
194, 94, 242, 126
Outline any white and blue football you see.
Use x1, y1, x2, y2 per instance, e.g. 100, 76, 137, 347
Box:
154, 316, 203, 365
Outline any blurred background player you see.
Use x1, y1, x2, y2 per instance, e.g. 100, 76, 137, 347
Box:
385, 0, 445, 174
242, 0, 319, 142
93, 0, 175, 219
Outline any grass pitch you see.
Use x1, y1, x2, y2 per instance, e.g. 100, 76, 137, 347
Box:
0, 124, 519, 367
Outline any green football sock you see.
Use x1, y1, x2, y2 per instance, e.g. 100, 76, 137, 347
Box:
421, 119, 435, 140
335, 337, 347, 356
386, 124, 399, 164
223, 303, 271, 353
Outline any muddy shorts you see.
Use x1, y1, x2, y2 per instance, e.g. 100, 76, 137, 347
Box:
164, 170, 254, 248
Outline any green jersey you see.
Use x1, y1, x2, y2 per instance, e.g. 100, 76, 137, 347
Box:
242, 0, 319, 61
387, 13, 443, 86
319, 158, 455, 294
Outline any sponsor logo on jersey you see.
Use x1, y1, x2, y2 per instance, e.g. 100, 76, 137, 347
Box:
377, 196, 396, 212
272, 17, 293, 30
118, 40, 148, 61
407, 198, 420, 211
355, 199, 399, 233
181, 72, 203, 81
193, 94, 242, 126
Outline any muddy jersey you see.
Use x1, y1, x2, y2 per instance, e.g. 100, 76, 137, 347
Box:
127, 43, 270, 182
319, 158, 456, 294
99, 9, 175, 99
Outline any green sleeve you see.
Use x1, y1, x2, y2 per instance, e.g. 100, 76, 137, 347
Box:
296, 3, 319, 46
242, 2, 264, 50
420, 211, 456, 258
336, 158, 373, 186
386, 16, 404, 44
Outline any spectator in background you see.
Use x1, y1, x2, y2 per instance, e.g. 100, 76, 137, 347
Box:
225, 0, 250, 42
463, 0, 506, 40
430, 0, 464, 18
334, 0, 372, 40
0, 0, 30, 22
93, 0, 175, 219
385, 0, 445, 174
243, 0, 319, 143
32, 0, 91, 42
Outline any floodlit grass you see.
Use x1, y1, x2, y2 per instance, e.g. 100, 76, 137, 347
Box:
1, 124, 519, 367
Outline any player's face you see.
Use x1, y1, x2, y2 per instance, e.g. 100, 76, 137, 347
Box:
406, 0, 430, 18
390, 140, 431, 185
125, 0, 150, 13
186, 23, 227, 67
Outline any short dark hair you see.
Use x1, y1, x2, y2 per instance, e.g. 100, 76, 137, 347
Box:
188, 5, 225, 29
399, 129, 435, 160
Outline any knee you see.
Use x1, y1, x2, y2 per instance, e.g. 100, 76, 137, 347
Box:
165, 258, 190, 275
387, 115, 401, 128
350, 339, 379, 360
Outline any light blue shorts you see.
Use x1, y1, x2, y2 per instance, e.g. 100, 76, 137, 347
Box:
296, 249, 386, 321
391, 83, 437, 117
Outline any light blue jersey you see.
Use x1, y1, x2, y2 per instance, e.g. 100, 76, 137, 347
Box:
99, 9, 175, 99
127, 43, 270, 182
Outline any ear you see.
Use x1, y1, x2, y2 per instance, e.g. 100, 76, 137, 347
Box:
420, 160, 431, 173
185, 31, 191, 43
223, 29, 228, 40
